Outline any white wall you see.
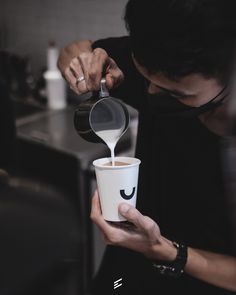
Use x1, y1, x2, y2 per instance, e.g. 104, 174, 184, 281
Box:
1, 0, 128, 74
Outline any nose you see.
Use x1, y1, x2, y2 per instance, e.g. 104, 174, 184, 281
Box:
147, 82, 162, 94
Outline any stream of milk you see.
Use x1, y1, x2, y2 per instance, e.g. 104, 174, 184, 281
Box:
96, 129, 123, 166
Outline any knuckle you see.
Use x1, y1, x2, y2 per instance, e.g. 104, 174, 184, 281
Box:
118, 70, 124, 81
70, 85, 80, 94
109, 57, 118, 70
77, 83, 88, 93
79, 52, 89, 60
87, 75, 100, 91
88, 69, 98, 81
86, 83, 97, 92
144, 217, 156, 233
75, 77, 88, 90
78, 52, 88, 59
90, 211, 95, 221
70, 57, 79, 68
113, 70, 124, 84
106, 232, 120, 245
63, 75, 70, 85
93, 47, 108, 59
127, 207, 138, 220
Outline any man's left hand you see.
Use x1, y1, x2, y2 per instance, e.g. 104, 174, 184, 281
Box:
90, 191, 176, 261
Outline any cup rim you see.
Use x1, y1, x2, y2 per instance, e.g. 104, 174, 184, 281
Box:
93, 156, 141, 169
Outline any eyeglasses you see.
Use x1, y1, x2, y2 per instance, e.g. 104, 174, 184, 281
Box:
145, 79, 229, 107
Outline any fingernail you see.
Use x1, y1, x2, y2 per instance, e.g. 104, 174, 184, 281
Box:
119, 203, 130, 214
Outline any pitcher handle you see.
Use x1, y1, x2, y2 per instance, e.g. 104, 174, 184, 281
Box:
99, 78, 109, 98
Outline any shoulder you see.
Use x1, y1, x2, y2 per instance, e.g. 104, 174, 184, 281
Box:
92, 36, 131, 53
92, 36, 132, 70
92, 36, 145, 109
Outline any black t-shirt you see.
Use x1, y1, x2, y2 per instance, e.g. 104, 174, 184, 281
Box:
91, 36, 235, 294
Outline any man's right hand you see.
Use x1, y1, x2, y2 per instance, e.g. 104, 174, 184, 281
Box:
57, 40, 124, 96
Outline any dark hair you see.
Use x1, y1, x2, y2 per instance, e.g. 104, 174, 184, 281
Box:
124, 0, 236, 84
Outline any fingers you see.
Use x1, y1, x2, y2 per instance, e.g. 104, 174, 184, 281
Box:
62, 48, 124, 95
106, 57, 124, 89
119, 203, 161, 239
118, 203, 144, 229
90, 191, 131, 245
84, 48, 106, 90
91, 193, 161, 252
86, 48, 123, 91
69, 56, 83, 80
64, 67, 81, 95
68, 57, 88, 95
90, 191, 114, 235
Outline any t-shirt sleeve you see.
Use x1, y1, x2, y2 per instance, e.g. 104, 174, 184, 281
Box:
92, 36, 145, 111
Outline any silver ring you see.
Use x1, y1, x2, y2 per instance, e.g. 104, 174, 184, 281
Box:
76, 76, 85, 86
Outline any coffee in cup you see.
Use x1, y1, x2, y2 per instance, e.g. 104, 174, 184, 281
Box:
103, 161, 130, 166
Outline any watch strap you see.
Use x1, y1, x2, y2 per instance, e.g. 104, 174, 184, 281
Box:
152, 241, 188, 278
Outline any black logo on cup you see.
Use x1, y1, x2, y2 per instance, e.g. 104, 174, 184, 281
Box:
120, 187, 136, 200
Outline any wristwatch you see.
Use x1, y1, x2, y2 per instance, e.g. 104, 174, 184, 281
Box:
152, 241, 188, 278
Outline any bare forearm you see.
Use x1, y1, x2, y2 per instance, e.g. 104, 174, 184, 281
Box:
185, 247, 236, 292
151, 240, 236, 291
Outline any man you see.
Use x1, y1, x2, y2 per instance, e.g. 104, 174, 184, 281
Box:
58, 0, 236, 294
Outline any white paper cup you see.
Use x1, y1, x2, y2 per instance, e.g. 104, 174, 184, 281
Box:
93, 156, 141, 221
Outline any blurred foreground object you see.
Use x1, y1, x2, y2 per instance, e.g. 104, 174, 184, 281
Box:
0, 175, 81, 295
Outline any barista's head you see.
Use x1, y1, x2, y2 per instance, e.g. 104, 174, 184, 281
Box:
124, 0, 236, 86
